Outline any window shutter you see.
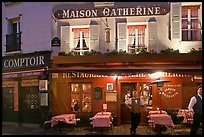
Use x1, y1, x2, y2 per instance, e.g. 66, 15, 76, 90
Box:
117, 22, 127, 51
135, 29, 138, 46
171, 2, 181, 39
144, 28, 148, 48
90, 25, 99, 51
61, 26, 70, 53
148, 18, 157, 51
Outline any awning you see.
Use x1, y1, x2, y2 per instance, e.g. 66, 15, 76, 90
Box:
2, 69, 45, 79
51, 65, 202, 76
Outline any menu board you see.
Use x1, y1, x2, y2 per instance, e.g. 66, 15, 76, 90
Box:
40, 93, 48, 106
105, 92, 117, 102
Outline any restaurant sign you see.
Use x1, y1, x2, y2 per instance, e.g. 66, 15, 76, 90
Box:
52, 72, 191, 78
54, 6, 169, 19
2, 69, 44, 79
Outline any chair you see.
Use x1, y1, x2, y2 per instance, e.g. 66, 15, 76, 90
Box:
185, 111, 194, 125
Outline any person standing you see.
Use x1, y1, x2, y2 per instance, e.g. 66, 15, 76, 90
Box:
124, 90, 147, 135
188, 85, 202, 135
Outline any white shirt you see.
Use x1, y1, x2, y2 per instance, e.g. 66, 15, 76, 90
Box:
124, 97, 145, 106
188, 94, 202, 112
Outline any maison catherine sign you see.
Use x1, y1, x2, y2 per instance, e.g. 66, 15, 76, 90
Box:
2, 51, 51, 70
54, 6, 169, 19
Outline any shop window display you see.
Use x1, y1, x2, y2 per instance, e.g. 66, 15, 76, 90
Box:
71, 83, 92, 113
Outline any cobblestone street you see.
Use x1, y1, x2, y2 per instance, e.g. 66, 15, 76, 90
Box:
2, 122, 202, 135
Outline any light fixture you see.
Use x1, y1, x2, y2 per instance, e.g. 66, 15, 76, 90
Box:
105, 27, 110, 43
100, 17, 110, 43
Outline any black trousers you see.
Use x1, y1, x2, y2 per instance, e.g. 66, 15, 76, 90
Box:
130, 112, 141, 134
190, 112, 202, 135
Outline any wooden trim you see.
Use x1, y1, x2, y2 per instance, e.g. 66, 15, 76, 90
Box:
182, 5, 200, 9
53, 54, 202, 65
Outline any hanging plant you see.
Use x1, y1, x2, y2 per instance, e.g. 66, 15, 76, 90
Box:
83, 49, 101, 56
137, 48, 149, 54
188, 48, 202, 54
160, 47, 179, 54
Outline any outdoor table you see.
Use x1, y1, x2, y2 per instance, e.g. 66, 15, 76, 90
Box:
90, 112, 113, 127
149, 110, 168, 115
89, 111, 113, 134
51, 114, 79, 127
177, 109, 193, 124
148, 113, 174, 134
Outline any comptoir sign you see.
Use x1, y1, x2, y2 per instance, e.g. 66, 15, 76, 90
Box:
2, 51, 50, 70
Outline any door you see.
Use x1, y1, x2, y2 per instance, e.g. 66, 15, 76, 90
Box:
182, 83, 198, 108
120, 82, 136, 123
19, 86, 41, 124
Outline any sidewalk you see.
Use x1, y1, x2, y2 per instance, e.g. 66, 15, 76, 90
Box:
2, 122, 202, 135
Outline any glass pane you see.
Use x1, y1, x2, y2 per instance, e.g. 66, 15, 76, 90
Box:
182, 19, 188, 29
23, 87, 40, 111
71, 94, 80, 112
182, 30, 188, 41
191, 19, 198, 29
71, 83, 80, 92
182, 7, 188, 18
82, 94, 92, 112
128, 28, 135, 36
74, 31, 80, 39
83, 31, 89, 38
82, 84, 91, 92
2, 88, 14, 111
191, 30, 199, 41
191, 8, 198, 18
140, 83, 152, 106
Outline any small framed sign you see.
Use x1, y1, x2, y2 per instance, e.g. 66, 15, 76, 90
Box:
105, 92, 117, 102
106, 83, 113, 90
40, 92, 48, 106
51, 37, 60, 47
39, 80, 48, 91
94, 87, 102, 99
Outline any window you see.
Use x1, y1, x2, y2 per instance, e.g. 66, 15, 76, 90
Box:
71, 83, 92, 113
21, 87, 40, 111
140, 83, 152, 106
127, 25, 147, 54
182, 5, 202, 41
6, 18, 21, 52
2, 88, 14, 111
72, 28, 90, 55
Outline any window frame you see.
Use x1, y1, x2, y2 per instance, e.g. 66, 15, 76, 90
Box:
127, 23, 148, 54
181, 5, 202, 41
70, 83, 92, 113
71, 26, 90, 55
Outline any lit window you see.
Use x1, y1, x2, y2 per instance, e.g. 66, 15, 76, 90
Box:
127, 25, 147, 54
72, 28, 90, 55
71, 83, 92, 113
181, 5, 202, 41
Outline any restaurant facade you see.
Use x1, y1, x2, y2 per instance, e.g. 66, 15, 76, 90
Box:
50, 2, 202, 125
2, 2, 202, 125
2, 51, 51, 124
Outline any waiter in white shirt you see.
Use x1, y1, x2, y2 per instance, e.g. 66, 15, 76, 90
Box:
124, 90, 146, 135
188, 85, 202, 135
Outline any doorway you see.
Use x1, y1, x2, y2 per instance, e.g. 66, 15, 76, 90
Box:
120, 82, 136, 123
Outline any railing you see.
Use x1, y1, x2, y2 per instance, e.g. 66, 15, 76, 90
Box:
128, 44, 147, 54
74, 47, 89, 55
5, 32, 22, 52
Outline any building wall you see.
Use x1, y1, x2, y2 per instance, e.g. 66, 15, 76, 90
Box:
2, 2, 202, 56
51, 72, 201, 125
50, 2, 202, 56
2, 2, 52, 56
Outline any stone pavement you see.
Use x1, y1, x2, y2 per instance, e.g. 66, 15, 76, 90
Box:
2, 122, 202, 135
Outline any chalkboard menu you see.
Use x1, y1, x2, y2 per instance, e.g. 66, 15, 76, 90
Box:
94, 87, 102, 99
